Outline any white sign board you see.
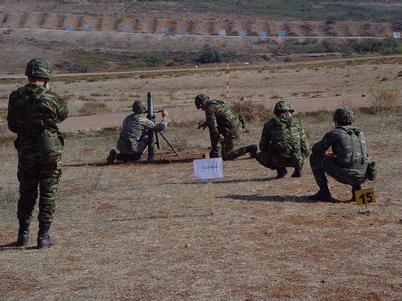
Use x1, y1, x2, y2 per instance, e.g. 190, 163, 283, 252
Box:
394, 32, 401, 39
193, 158, 224, 180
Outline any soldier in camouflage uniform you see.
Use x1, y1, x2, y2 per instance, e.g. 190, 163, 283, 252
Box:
7, 58, 68, 248
194, 94, 257, 160
309, 107, 374, 201
255, 100, 310, 179
106, 100, 168, 164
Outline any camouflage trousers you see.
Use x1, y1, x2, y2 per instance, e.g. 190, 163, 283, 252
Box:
220, 134, 248, 161
17, 152, 62, 224
117, 135, 148, 155
256, 151, 305, 170
310, 152, 367, 189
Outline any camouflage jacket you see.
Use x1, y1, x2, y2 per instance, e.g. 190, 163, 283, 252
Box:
312, 125, 370, 170
7, 83, 68, 154
259, 114, 309, 159
205, 99, 241, 148
119, 113, 167, 144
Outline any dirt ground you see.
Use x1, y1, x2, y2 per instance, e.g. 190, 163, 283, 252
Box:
0, 109, 402, 300
1, 56, 401, 134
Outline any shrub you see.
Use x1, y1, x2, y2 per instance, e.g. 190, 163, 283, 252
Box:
78, 102, 111, 115
231, 100, 272, 122
370, 89, 401, 113
197, 45, 222, 64
351, 39, 402, 54
143, 53, 165, 67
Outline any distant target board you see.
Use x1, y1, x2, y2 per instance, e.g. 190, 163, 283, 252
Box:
123, 26, 134, 33
239, 30, 247, 37
179, 28, 188, 36
219, 29, 226, 37
394, 32, 401, 39
278, 31, 286, 38
258, 31, 268, 38
86, 24, 94, 32
161, 27, 169, 34
65, 24, 73, 32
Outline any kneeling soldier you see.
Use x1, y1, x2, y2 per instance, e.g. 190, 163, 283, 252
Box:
256, 100, 310, 179
194, 93, 257, 160
309, 107, 376, 201
107, 100, 168, 163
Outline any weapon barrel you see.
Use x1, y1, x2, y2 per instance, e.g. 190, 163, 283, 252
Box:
147, 92, 155, 161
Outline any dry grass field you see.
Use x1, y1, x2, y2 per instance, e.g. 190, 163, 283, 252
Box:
1, 92, 402, 300
1, 1, 402, 299
1, 1, 402, 296
1, 55, 401, 133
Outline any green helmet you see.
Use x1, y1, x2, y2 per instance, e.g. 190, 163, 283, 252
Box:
25, 58, 52, 80
132, 100, 147, 114
333, 107, 354, 125
274, 100, 294, 115
195, 93, 209, 109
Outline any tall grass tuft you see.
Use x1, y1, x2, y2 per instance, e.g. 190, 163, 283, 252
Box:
231, 101, 272, 122
370, 88, 401, 113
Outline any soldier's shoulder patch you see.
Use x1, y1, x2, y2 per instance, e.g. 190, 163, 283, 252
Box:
9, 89, 21, 99
42, 90, 61, 102
45, 90, 61, 98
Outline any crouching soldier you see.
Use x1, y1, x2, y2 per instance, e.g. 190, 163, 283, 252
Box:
7, 58, 69, 248
194, 93, 257, 160
106, 100, 168, 164
255, 100, 310, 179
309, 107, 377, 201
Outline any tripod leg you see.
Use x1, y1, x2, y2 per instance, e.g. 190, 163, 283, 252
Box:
158, 131, 179, 156
155, 131, 160, 150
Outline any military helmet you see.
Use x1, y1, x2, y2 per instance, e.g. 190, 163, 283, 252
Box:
132, 100, 147, 114
333, 106, 354, 125
274, 100, 294, 115
25, 58, 52, 80
194, 93, 209, 109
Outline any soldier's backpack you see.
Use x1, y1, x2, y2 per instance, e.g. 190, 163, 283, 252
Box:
339, 126, 377, 180
269, 116, 302, 160
17, 87, 62, 156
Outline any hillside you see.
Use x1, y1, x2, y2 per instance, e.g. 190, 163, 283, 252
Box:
1, 0, 401, 75
1, 0, 402, 22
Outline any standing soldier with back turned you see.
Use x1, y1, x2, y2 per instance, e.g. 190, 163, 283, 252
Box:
195, 93, 257, 160
7, 58, 68, 248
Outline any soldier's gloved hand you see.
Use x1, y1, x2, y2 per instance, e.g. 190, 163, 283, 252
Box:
197, 120, 208, 130
209, 147, 220, 158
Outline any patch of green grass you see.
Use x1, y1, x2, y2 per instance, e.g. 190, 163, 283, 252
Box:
60, 48, 246, 73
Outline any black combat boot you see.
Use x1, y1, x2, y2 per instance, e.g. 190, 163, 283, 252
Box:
350, 184, 362, 202
309, 186, 332, 202
275, 167, 288, 179
37, 223, 54, 249
291, 167, 303, 178
245, 144, 258, 158
106, 149, 117, 165
16, 220, 30, 247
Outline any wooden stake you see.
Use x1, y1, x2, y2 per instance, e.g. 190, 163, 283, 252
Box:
205, 152, 216, 215
207, 182, 216, 215
226, 63, 230, 103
